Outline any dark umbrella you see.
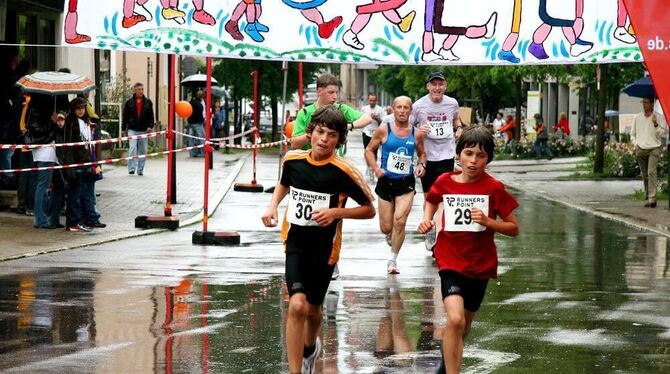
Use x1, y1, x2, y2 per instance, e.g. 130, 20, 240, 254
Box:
622, 76, 656, 98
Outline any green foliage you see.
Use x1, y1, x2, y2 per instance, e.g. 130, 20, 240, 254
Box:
583, 143, 669, 185
495, 136, 591, 159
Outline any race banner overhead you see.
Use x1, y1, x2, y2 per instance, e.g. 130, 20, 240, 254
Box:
63, 0, 642, 65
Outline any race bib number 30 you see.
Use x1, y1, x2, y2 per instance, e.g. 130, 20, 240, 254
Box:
428, 120, 452, 139
287, 187, 331, 226
443, 194, 489, 232
387, 152, 412, 175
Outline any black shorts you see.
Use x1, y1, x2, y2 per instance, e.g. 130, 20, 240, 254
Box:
285, 236, 335, 306
375, 175, 416, 202
421, 158, 455, 193
439, 270, 489, 312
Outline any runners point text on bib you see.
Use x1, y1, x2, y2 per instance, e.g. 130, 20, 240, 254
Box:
443, 194, 489, 232
387, 152, 412, 175
287, 187, 331, 226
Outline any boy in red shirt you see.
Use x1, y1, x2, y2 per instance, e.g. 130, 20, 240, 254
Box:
418, 126, 519, 373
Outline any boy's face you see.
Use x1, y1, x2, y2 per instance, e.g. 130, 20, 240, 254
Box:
458, 144, 488, 179
310, 124, 339, 161
317, 85, 339, 106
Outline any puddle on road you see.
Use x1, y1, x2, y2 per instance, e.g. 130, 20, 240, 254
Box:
0, 195, 670, 372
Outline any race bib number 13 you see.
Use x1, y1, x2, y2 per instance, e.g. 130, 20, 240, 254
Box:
443, 194, 489, 232
287, 187, 331, 226
428, 119, 452, 139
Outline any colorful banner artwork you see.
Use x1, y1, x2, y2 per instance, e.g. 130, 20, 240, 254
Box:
624, 0, 670, 120
63, 0, 642, 65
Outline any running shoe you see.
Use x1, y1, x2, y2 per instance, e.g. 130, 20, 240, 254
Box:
302, 337, 322, 374
68, 224, 91, 232
387, 260, 399, 274
425, 226, 436, 252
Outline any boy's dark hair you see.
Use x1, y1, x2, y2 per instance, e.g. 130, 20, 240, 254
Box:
456, 126, 495, 164
643, 94, 655, 103
316, 73, 341, 89
306, 105, 347, 148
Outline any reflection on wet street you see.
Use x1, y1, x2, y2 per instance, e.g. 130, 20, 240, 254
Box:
1, 193, 669, 373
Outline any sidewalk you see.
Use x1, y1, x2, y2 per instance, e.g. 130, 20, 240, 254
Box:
0, 150, 245, 261
489, 157, 670, 237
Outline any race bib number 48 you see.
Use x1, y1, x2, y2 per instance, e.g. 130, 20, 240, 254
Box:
287, 187, 331, 226
387, 152, 412, 175
443, 194, 489, 232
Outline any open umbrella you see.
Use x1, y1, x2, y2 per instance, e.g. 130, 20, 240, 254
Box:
181, 73, 219, 87
622, 76, 656, 98
16, 71, 95, 95
211, 86, 230, 99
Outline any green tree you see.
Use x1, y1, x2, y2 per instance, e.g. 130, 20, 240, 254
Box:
213, 60, 327, 140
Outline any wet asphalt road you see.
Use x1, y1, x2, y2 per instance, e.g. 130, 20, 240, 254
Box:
1, 182, 670, 373
2, 129, 670, 374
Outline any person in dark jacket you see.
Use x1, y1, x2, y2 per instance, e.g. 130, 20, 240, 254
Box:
122, 82, 154, 175
59, 97, 102, 232
187, 90, 205, 157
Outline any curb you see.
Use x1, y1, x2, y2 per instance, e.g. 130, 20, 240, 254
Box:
0, 154, 250, 262
505, 180, 670, 239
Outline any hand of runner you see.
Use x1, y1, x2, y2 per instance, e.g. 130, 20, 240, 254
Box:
471, 208, 489, 226
417, 219, 434, 234
374, 168, 386, 178
415, 164, 425, 178
261, 208, 278, 227
419, 123, 431, 135
311, 208, 337, 226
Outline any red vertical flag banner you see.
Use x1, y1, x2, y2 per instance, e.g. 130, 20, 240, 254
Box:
624, 0, 670, 129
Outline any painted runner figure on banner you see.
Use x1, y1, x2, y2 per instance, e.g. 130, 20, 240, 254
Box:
422, 0, 498, 61
342, 0, 416, 50
528, 0, 592, 59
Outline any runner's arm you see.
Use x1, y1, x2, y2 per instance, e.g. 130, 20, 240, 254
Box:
414, 131, 427, 178
312, 201, 375, 226
351, 113, 373, 130
418, 200, 438, 234
471, 210, 519, 237
453, 113, 463, 138
261, 183, 289, 227
365, 126, 385, 177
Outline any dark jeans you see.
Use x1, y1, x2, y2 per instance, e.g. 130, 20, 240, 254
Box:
534, 138, 554, 159
66, 170, 97, 227
34, 162, 65, 227
17, 151, 36, 211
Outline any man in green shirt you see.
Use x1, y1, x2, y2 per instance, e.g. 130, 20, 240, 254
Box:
291, 73, 373, 153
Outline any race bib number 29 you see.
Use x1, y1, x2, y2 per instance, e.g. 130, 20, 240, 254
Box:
287, 187, 331, 226
443, 194, 489, 232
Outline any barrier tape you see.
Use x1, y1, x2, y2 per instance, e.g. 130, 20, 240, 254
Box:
0, 135, 289, 173
0, 144, 205, 174
0, 127, 258, 150
174, 127, 255, 142
174, 129, 287, 149
0, 130, 169, 150
224, 138, 288, 149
